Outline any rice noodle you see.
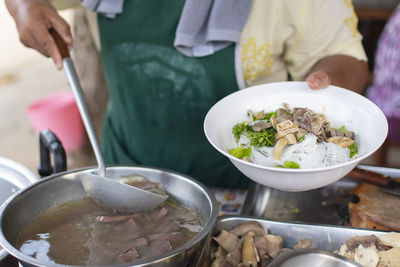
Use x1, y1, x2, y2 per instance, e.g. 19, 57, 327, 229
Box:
248, 134, 352, 169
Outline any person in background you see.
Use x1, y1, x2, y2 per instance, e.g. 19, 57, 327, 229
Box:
366, 4, 400, 165
5, 0, 368, 188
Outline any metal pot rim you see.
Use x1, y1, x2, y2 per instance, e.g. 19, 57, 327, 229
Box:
0, 165, 219, 267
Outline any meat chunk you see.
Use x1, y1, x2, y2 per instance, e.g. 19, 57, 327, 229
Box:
345, 235, 379, 251
230, 221, 267, 237
118, 248, 140, 262
293, 239, 313, 249
213, 230, 241, 253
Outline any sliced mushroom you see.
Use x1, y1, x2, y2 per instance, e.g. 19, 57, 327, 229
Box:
242, 231, 259, 267
285, 133, 297, 145
272, 138, 288, 160
327, 136, 354, 148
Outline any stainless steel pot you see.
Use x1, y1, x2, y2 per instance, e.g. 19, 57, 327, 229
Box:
0, 165, 218, 267
0, 157, 38, 262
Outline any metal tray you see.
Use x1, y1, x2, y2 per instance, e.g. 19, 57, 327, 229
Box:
241, 164, 400, 225
215, 216, 389, 251
193, 215, 390, 266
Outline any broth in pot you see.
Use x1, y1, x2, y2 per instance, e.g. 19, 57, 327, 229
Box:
16, 195, 202, 266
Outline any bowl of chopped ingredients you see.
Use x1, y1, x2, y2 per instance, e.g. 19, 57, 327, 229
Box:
204, 81, 388, 191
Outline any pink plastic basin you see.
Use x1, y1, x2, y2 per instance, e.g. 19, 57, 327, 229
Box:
26, 91, 85, 152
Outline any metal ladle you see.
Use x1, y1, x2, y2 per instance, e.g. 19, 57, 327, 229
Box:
50, 29, 168, 213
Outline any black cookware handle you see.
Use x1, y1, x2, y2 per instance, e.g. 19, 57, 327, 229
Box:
38, 129, 67, 177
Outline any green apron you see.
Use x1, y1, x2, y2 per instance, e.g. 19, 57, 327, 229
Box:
98, 0, 249, 188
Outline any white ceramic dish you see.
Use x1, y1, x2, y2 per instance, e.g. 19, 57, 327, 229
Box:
204, 81, 388, 191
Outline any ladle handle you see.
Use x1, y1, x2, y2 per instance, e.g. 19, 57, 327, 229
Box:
49, 29, 106, 176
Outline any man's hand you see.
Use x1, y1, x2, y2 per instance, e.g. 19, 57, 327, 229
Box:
5, 0, 73, 69
304, 55, 368, 94
306, 71, 331, 90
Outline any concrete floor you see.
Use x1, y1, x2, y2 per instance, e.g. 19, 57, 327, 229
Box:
0, 4, 399, 178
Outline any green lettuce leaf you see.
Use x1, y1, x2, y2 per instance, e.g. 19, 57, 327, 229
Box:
284, 161, 300, 169
228, 147, 252, 159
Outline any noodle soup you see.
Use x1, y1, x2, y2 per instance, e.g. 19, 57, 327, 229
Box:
228, 104, 358, 169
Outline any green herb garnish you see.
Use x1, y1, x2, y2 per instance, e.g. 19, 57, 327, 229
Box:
348, 143, 358, 158
264, 111, 277, 121
232, 121, 249, 142
338, 125, 348, 133
228, 147, 252, 159
247, 127, 277, 147
284, 161, 300, 169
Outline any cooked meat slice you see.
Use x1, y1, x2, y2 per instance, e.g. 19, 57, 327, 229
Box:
327, 136, 354, 148
282, 102, 291, 111
226, 245, 242, 266
148, 231, 183, 242
345, 131, 355, 139
270, 116, 277, 129
242, 231, 259, 267
254, 234, 283, 259
118, 247, 140, 262
150, 240, 172, 255
265, 234, 283, 258
252, 122, 272, 132
254, 236, 268, 257
293, 108, 328, 142
336, 244, 355, 260
214, 246, 225, 259
248, 110, 265, 121
96, 215, 134, 223
354, 244, 379, 267
213, 230, 241, 253
276, 108, 292, 124
211, 255, 232, 267
378, 247, 400, 266
292, 107, 307, 120
293, 239, 313, 249
131, 237, 149, 247
345, 235, 380, 251
152, 207, 169, 220
378, 232, 400, 248
296, 128, 307, 140
230, 221, 267, 237
259, 255, 272, 267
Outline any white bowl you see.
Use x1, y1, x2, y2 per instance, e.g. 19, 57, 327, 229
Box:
204, 81, 388, 191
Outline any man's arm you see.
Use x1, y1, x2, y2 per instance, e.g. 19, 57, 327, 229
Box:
5, 0, 73, 69
306, 55, 369, 94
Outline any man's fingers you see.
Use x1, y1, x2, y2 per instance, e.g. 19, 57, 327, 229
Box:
33, 26, 63, 69
48, 13, 73, 46
306, 71, 331, 90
